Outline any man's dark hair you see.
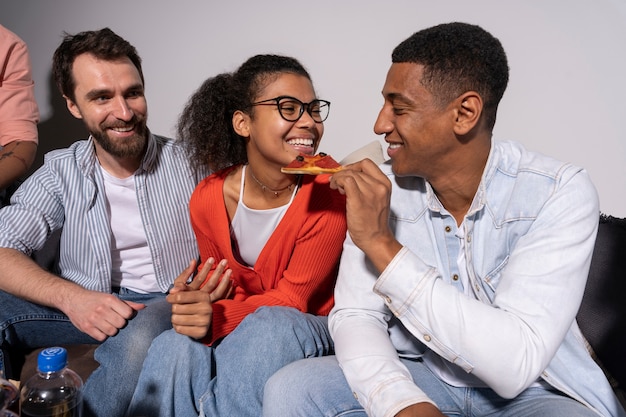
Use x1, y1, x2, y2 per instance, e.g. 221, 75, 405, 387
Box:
52, 27, 144, 102
392, 22, 509, 130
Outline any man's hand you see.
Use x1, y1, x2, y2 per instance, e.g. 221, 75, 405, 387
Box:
330, 159, 402, 273
167, 258, 233, 339
395, 403, 447, 417
63, 289, 146, 341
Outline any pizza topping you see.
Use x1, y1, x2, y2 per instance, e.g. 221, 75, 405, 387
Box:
281, 152, 342, 175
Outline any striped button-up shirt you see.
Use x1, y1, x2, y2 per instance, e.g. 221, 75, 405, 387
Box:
0, 133, 208, 293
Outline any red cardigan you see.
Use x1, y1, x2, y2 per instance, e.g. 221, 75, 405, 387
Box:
189, 166, 347, 344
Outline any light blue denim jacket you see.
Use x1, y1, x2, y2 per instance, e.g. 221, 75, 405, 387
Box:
0, 134, 208, 293
330, 140, 625, 417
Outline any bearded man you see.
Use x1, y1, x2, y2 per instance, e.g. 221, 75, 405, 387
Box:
0, 28, 207, 417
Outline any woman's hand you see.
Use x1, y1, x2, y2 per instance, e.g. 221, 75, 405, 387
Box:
167, 258, 233, 339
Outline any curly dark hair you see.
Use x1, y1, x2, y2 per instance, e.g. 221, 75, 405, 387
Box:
177, 54, 311, 172
52, 27, 144, 102
392, 22, 509, 130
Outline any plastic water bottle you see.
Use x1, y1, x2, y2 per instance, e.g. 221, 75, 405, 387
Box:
19, 347, 83, 417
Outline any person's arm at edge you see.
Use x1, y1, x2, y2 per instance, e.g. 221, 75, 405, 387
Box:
0, 28, 39, 189
0, 141, 38, 190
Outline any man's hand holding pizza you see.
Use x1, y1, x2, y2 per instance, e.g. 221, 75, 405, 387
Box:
329, 158, 403, 274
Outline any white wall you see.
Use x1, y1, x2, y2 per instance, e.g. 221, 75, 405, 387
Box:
3, 0, 625, 216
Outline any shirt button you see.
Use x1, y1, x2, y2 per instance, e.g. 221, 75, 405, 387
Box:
423, 334, 432, 342
452, 274, 459, 281
467, 234, 472, 242
352, 391, 359, 400
445, 226, 451, 232
384, 296, 392, 304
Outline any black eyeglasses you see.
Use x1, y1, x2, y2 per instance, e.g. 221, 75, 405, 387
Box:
251, 96, 331, 123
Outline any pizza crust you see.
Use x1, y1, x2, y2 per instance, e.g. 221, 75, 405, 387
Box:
280, 166, 343, 175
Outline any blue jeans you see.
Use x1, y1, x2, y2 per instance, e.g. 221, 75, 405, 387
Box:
126, 306, 333, 417
260, 312, 598, 417
0, 289, 172, 417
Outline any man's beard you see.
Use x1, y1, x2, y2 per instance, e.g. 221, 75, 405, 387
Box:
91, 118, 149, 159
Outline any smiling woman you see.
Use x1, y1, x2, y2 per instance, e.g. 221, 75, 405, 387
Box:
125, 54, 348, 417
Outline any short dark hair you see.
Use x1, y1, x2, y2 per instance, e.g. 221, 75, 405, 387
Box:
178, 54, 312, 172
52, 27, 144, 102
392, 22, 509, 130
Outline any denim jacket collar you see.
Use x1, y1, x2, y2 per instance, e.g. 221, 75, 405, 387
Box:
425, 138, 495, 219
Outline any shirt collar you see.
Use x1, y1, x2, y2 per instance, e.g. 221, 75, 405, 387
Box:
425, 138, 497, 218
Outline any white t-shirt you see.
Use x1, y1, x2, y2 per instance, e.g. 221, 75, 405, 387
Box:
100, 165, 159, 293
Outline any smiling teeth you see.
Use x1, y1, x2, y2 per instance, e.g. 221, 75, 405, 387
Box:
111, 126, 134, 132
287, 138, 313, 146
389, 143, 402, 149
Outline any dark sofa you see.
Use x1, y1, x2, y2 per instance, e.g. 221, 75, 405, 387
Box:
576, 214, 626, 406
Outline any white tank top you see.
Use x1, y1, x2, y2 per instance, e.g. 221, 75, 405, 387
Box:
230, 165, 298, 266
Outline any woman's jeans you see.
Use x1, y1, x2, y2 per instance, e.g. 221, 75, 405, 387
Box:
126, 306, 333, 417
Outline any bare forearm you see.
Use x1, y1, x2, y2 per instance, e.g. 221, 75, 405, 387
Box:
359, 233, 403, 274
396, 403, 445, 417
0, 141, 37, 190
0, 247, 84, 312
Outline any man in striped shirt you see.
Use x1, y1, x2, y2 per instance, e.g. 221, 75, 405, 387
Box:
0, 28, 207, 417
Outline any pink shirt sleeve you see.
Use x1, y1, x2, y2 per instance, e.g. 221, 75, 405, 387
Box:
0, 25, 39, 146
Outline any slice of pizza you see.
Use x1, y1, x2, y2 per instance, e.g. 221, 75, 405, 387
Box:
281, 152, 343, 175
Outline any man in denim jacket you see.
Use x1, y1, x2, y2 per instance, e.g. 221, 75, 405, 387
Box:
262, 23, 625, 417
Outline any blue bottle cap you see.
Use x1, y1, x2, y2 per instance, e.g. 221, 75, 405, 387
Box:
37, 347, 68, 373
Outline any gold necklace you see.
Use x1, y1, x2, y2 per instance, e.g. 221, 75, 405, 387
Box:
248, 166, 295, 197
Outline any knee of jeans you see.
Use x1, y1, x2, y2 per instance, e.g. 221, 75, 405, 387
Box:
154, 328, 200, 350
240, 307, 306, 341
245, 306, 309, 332
246, 307, 331, 352
148, 330, 196, 361
264, 359, 310, 401
123, 304, 172, 343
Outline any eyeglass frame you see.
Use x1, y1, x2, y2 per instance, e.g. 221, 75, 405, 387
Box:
250, 95, 331, 123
